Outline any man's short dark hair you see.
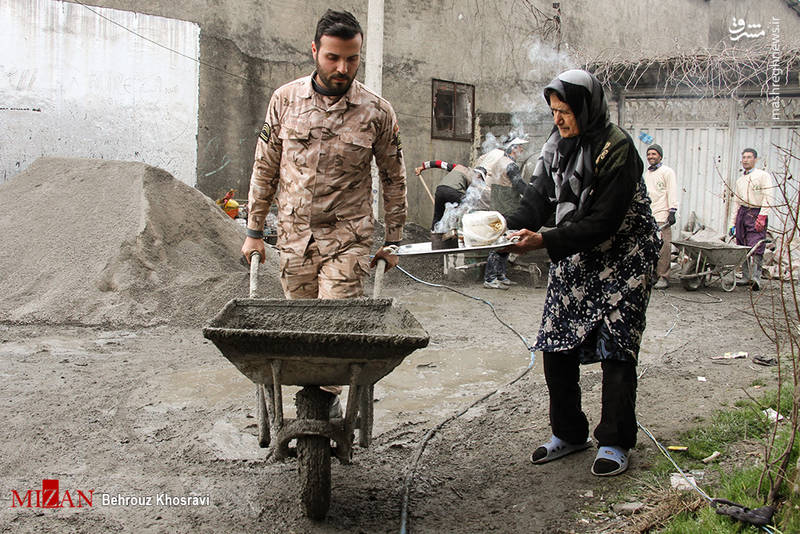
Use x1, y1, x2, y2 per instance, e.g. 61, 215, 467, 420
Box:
314, 10, 363, 46
743, 148, 758, 158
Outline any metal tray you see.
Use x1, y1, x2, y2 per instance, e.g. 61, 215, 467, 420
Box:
394, 239, 517, 257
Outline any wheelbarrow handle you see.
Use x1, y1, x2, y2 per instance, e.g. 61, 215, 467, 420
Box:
745, 238, 772, 259
249, 251, 261, 298
373, 258, 386, 299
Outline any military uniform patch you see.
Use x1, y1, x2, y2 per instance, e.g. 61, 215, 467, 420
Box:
259, 123, 271, 144
392, 123, 402, 152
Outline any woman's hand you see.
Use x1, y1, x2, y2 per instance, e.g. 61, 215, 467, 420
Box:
503, 229, 545, 254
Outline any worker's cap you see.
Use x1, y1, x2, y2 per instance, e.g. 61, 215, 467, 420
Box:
647, 144, 663, 157
505, 137, 529, 149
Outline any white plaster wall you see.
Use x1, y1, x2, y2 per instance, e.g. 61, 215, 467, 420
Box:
0, 0, 199, 185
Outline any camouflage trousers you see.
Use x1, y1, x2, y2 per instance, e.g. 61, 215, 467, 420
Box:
280, 239, 371, 398
279, 239, 370, 299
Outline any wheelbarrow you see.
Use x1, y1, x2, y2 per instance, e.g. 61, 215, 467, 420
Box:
673, 238, 767, 292
202, 253, 429, 519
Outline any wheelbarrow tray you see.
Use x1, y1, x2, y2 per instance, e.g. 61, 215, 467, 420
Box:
673, 239, 752, 268
202, 298, 429, 387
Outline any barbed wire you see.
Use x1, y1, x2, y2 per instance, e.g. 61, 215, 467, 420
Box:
585, 44, 800, 98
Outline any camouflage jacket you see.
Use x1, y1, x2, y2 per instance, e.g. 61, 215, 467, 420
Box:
247, 75, 407, 256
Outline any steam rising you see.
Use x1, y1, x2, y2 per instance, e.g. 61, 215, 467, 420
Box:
526, 39, 575, 81
430, 38, 576, 234
433, 180, 486, 233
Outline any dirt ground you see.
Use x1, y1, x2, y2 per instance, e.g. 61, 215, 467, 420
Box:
0, 273, 780, 533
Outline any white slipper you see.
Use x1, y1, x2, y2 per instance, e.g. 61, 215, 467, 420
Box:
591, 446, 629, 476
530, 435, 592, 464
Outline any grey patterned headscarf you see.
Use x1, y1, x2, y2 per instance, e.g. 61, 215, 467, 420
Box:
534, 70, 610, 226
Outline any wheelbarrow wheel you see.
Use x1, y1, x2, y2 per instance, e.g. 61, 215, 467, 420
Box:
721, 270, 737, 292
295, 387, 331, 520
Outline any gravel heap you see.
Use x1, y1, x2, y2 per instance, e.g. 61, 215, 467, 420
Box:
0, 158, 282, 326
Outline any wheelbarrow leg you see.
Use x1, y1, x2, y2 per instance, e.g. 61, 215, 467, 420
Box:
344, 364, 363, 434
270, 360, 284, 429
680, 248, 704, 291
357, 384, 375, 448
256, 384, 271, 448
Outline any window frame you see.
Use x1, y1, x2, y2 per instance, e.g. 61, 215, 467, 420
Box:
430, 78, 475, 142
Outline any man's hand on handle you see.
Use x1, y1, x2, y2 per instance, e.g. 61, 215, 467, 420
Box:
370, 246, 399, 272
503, 229, 545, 254
242, 236, 266, 264
667, 209, 677, 227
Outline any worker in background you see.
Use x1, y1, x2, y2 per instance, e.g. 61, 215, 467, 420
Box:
241, 9, 406, 414
644, 144, 679, 289
415, 161, 487, 230
729, 148, 773, 291
478, 137, 528, 289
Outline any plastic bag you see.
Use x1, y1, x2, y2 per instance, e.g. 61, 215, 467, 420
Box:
461, 211, 506, 247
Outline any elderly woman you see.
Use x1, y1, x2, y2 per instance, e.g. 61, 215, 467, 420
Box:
505, 70, 660, 476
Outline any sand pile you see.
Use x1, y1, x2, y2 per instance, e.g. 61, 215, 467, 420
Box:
0, 158, 282, 326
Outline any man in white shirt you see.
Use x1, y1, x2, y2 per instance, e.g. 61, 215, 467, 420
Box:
644, 144, 679, 289
729, 148, 773, 290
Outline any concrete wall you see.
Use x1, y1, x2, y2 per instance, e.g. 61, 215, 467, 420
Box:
0, 0, 199, 185
566, 0, 800, 59
5, 0, 800, 226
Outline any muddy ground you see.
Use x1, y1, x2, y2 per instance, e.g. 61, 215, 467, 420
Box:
0, 271, 780, 533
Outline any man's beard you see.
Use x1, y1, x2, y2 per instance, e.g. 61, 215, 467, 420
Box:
315, 61, 355, 96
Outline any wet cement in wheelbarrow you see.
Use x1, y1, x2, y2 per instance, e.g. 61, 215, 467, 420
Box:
213, 299, 418, 337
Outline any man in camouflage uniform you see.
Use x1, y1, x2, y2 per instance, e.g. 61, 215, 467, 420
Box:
241, 9, 406, 299
241, 10, 406, 406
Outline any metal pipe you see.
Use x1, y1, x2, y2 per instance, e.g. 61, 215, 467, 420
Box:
366, 0, 384, 221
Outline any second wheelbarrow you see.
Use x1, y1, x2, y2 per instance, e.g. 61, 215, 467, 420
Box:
673, 238, 767, 292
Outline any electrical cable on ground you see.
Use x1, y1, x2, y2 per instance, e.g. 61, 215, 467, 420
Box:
664, 299, 681, 337
396, 266, 536, 366
637, 421, 779, 533
394, 266, 534, 534
637, 292, 777, 533
394, 265, 778, 533
665, 291, 724, 304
